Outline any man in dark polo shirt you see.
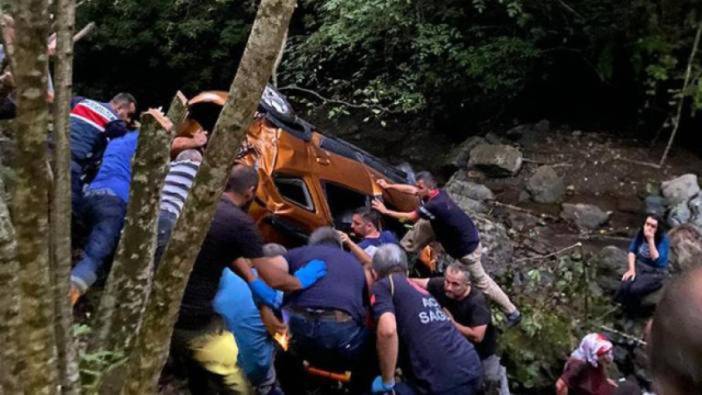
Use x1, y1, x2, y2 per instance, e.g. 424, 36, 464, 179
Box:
370, 244, 482, 394
413, 262, 510, 394
339, 206, 399, 267
274, 227, 371, 379
372, 170, 521, 326
173, 164, 327, 394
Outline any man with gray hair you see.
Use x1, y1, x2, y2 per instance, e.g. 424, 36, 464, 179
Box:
370, 244, 483, 394
412, 262, 510, 395
265, 226, 372, 389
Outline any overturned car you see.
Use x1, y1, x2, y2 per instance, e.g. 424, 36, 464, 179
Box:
176, 87, 420, 248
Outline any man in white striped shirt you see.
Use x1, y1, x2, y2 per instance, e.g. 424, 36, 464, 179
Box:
155, 149, 203, 265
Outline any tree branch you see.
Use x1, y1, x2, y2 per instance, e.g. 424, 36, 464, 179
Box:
279, 84, 394, 114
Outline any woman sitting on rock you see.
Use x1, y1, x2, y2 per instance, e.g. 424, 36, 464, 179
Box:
556, 333, 618, 395
615, 214, 669, 313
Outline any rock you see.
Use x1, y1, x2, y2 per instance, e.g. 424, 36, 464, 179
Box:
667, 224, 702, 273
526, 165, 565, 203
506, 211, 540, 232
534, 119, 550, 133
593, 246, 627, 295
667, 202, 691, 228
688, 194, 702, 227
445, 172, 494, 201
644, 195, 666, 217
561, 203, 610, 231
441, 136, 487, 172
468, 144, 523, 177
472, 215, 514, 277
661, 174, 700, 206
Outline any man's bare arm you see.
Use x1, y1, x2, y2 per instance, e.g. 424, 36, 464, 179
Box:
372, 200, 418, 223
377, 179, 418, 195
339, 231, 372, 266
251, 256, 302, 292
376, 312, 399, 384
453, 322, 487, 343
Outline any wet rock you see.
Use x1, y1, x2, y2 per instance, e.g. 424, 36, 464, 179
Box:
644, 195, 666, 217
441, 136, 487, 173
534, 119, 550, 133
661, 173, 700, 206
445, 173, 494, 202
688, 194, 702, 227
561, 203, 610, 231
593, 245, 626, 295
526, 165, 565, 203
506, 211, 540, 232
472, 215, 513, 277
468, 144, 523, 177
667, 224, 702, 273
667, 202, 691, 227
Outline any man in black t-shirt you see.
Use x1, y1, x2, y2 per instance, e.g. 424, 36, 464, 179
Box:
372, 170, 521, 327
413, 263, 511, 394
173, 164, 327, 394
370, 244, 482, 394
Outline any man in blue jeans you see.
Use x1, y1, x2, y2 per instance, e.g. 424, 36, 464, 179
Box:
70, 130, 139, 304
263, 227, 373, 390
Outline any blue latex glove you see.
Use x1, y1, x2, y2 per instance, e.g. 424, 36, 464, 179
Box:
248, 278, 282, 309
371, 376, 395, 394
293, 259, 327, 289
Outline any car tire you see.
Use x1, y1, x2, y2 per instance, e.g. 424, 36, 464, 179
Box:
259, 85, 295, 123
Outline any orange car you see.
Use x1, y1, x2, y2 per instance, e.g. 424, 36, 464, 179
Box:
177, 87, 419, 248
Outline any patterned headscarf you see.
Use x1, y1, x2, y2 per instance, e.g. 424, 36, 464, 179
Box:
571, 333, 613, 367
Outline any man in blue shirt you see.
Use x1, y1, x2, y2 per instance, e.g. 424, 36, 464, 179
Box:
372, 171, 521, 326
69, 93, 136, 214
270, 227, 372, 387
70, 131, 138, 304
370, 244, 483, 394
339, 207, 399, 267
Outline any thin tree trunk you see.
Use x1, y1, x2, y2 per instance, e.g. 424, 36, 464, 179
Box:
50, 0, 79, 393
659, 20, 702, 167
272, 28, 288, 87
92, 99, 184, 357
121, 0, 296, 392
11, 0, 60, 392
0, 177, 21, 395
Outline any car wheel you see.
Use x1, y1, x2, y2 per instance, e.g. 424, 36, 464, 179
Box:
259, 85, 295, 123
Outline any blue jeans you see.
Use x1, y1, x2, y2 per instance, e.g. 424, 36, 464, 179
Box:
154, 209, 178, 267
288, 312, 370, 373
71, 191, 126, 292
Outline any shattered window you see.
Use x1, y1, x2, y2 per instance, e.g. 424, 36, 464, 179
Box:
274, 174, 314, 211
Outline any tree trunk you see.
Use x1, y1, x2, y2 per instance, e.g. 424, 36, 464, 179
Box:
121, 0, 296, 392
11, 0, 60, 392
92, 99, 184, 358
50, 0, 80, 393
0, 177, 21, 395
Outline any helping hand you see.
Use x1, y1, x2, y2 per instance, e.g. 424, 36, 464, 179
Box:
371, 199, 387, 214
621, 268, 636, 282
371, 376, 395, 394
376, 179, 389, 189
337, 230, 351, 245
294, 259, 327, 289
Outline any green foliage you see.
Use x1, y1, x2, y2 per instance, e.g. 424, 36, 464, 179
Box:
497, 253, 613, 390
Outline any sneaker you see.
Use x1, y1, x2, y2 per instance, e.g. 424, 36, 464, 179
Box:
505, 310, 522, 327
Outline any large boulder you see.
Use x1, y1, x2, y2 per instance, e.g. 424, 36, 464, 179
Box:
593, 246, 627, 295
661, 174, 700, 206
688, 194, 702, 227
441, 136, 487, 172
667, 201, 691, 228
667, 224, 702, 273
561, 203, 610, 231
445, 172, 490, 215
526, 165, 565, 203
468, 144, 523, 177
